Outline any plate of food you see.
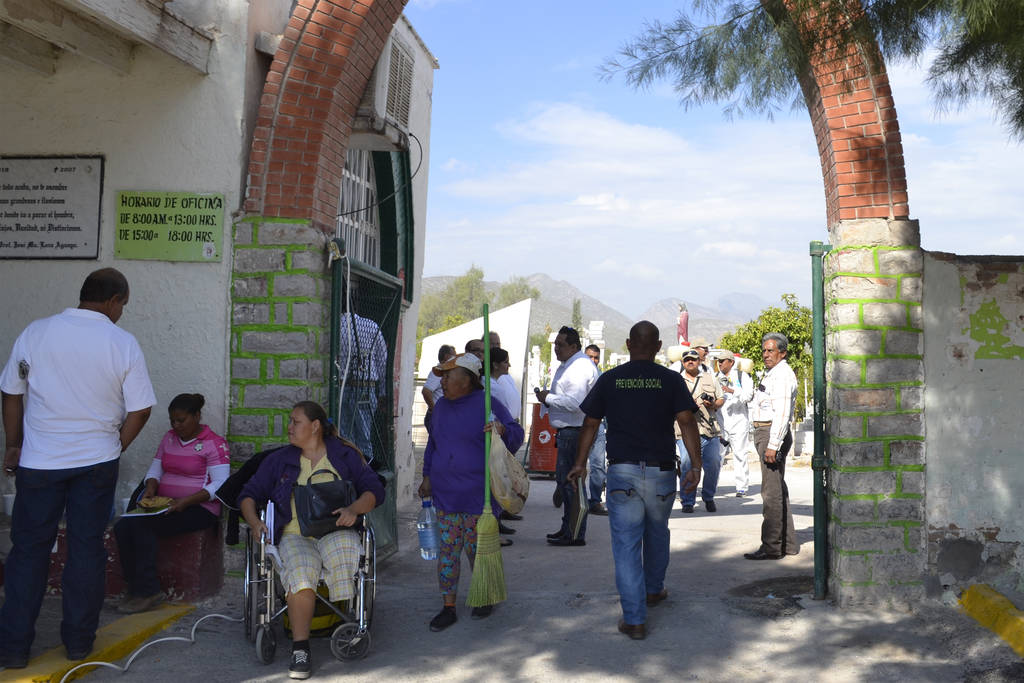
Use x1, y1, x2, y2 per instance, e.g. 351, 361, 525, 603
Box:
137, 496, 173, 512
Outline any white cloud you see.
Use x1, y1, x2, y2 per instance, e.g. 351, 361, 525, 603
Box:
440, 157, 470, 172
594, 258, 667, 282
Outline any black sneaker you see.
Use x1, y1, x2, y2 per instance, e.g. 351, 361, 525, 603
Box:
429, 606, 457, 632
470, 605, 494, 619
682, 504, 694, 513
705, 500, 717, 513
289, 649, 311, 679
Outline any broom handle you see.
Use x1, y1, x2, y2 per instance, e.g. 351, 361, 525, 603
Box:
482, 303, 492, 510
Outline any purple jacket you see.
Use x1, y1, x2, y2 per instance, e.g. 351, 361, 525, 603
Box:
239, 437, 386, 541
423, 389, 524, 515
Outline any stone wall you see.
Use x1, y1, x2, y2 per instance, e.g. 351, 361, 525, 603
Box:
825, 218, 926, 607
922, 253, 1024, 598
228, 219, 330, 458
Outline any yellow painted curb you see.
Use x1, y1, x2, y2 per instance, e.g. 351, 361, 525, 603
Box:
0, 603, 195, 683
960, 584, 1024, 657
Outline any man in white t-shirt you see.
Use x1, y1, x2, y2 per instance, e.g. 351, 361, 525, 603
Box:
0, 268, 157, 668
422, 345, 455, 434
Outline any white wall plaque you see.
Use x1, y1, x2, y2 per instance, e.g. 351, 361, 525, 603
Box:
0, 156, 104, 259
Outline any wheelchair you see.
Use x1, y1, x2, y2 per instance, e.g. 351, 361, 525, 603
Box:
243, 510, 376, 664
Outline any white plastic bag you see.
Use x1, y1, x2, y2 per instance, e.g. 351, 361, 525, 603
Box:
489, 436, 530, 514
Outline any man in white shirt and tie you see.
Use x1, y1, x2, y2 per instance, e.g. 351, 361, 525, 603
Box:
535, 326, 599, 546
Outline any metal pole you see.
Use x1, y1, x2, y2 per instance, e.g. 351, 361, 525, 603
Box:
810, 240, 832, 600
328, 238, 345, 424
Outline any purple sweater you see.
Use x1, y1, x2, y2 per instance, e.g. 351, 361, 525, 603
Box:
239, 437, 386, 541
423, 389, 524, 515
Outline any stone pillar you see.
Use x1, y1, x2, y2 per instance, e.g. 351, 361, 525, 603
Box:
825, 218, 925, 607
228, 219, 329, 459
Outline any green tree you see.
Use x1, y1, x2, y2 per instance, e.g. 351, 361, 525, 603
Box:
718, 293, 813, 418
416, 265, 492, 349
571, 298, 583, 332
603, 1, 1024, 140
529, 331, 551, 367
495, 275, 540, 309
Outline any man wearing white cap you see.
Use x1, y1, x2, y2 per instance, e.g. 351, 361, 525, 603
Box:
715, 350, 755, 497
676, 348, 724, 513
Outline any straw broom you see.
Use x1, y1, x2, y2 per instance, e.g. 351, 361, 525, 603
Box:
467, 303, 507, 607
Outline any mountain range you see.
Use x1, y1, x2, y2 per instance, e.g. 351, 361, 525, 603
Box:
423, 273, 771, 351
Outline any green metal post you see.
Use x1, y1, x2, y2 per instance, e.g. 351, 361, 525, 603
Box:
328, 238, 345, 425
810, 240, 832, 600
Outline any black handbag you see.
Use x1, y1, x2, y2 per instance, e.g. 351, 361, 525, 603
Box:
292, 469, 357, 538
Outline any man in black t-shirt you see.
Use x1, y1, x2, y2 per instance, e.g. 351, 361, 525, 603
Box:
569, 321, 701, 640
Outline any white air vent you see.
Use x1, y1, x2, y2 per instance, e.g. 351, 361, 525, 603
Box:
385, 41, 413, 128
357, 35, 414, 133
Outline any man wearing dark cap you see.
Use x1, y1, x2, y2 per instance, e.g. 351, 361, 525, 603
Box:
0, 268, 156, 667
569, 321, 700, 639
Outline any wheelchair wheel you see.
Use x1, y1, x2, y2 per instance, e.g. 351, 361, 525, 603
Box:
255, 624, 276, 664
244, 531, 255, 640
330, 622, 370, 661
364, 538, 376, 625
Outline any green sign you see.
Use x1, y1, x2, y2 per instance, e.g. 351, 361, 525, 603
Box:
114, 191, 224, 261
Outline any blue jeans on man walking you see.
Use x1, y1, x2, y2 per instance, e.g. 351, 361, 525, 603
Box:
677, 435, 722, 506
606, 463, 677, 625
554, 427, 585, 539
0, 459, 119, 661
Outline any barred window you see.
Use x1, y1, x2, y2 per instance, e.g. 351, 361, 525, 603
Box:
337, 148, 380, 268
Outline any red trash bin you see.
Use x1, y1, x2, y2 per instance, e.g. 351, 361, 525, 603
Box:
527, 403, 557, 476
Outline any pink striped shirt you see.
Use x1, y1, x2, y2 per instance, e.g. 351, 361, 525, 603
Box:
153, 425, 230, 516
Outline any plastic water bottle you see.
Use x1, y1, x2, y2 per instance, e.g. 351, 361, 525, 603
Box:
417, 498, 439, 560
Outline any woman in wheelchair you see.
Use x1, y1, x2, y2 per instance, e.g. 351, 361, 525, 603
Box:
239, 401, 385, 680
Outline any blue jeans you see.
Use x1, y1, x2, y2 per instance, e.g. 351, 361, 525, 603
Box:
554, 427, 585, 539
606, 463, 677, 625
677, 435, 722, 506
0, 459, 119, 659
587, 422, 607, 506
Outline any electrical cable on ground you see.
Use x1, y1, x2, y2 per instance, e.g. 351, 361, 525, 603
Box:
58, 612, 243, 683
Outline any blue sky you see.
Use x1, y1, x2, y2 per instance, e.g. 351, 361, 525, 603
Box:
405, 0, 1023, 318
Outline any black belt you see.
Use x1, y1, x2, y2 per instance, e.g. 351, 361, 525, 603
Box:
608, 459, 675, 471
555, 426, 581, 433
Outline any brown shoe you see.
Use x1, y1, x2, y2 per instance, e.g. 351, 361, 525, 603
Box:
646, 589, 668, 607
617, 619, 646, 640
119, 592, 163, 614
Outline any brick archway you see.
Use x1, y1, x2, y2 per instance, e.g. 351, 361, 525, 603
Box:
239, 0, 926, 606
244, 0, 408, 232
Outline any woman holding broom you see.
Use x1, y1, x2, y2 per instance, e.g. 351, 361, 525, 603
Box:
418, 352, 524, 631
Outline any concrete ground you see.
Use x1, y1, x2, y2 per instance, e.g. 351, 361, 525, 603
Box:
5, 460, 1022, 682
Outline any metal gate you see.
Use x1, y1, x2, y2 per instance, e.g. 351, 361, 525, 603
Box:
332, 255, 403, 559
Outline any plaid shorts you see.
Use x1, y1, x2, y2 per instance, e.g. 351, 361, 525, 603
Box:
278, 530, 359, 601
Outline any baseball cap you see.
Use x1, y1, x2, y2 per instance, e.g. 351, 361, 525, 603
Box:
716, 349, 735, 361
433, 352, 482, 376
681, 349, 700, 361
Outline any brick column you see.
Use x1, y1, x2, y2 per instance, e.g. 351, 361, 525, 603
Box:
825, 218, 925, 607
228, 219, 330, 458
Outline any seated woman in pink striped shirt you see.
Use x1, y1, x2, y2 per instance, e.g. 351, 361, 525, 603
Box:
113, 393, 230, 614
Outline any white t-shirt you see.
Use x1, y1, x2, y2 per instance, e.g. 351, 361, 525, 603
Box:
490, 375, 521, 420
423, 371, 443, 404
0, 308, 157, 469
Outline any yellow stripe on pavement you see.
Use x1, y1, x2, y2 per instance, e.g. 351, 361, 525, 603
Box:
960, 584, 1024, 657
0, 603, 195, 683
